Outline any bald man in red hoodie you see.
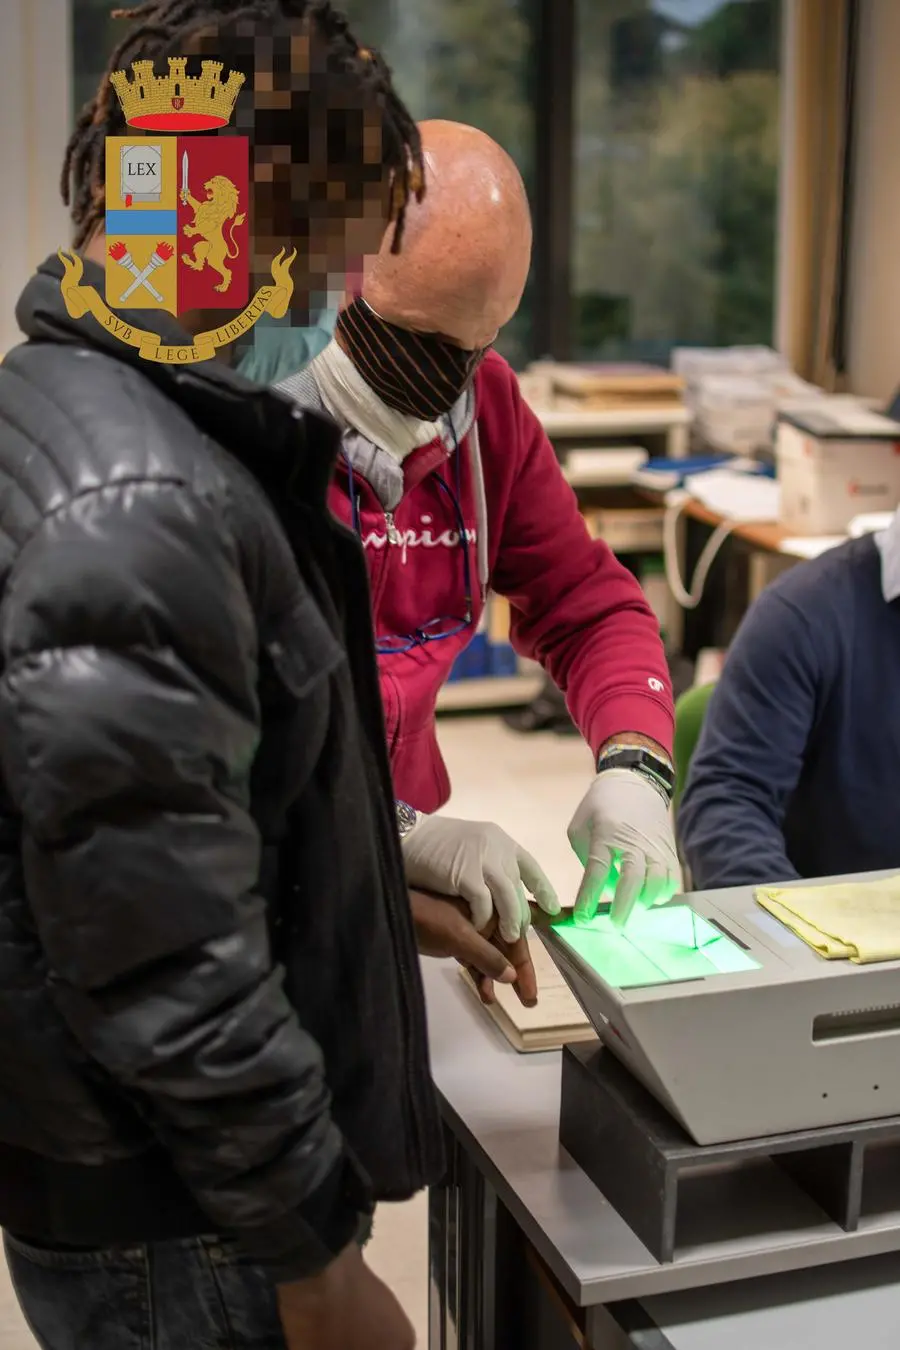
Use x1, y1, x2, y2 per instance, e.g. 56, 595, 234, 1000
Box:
278, 120, 678, 951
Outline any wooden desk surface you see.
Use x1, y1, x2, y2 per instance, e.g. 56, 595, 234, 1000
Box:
639, 488, 846, 563
680, 498, 791, 554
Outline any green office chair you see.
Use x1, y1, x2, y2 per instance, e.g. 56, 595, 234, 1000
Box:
673, 682, 717, 812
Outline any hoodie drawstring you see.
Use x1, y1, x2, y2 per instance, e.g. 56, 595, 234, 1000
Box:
467, 422, 490, 603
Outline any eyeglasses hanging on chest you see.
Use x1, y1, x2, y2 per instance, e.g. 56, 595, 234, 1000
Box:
343, 431, 474, 655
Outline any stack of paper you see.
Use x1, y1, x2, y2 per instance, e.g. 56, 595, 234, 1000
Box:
460, 933, 596, 1053
686, 468, 781, 522
563, 446, 648, 487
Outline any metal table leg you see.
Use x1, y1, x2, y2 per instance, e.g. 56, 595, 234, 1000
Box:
429, 1123, 527, 1350
430, 1122, 617, 1349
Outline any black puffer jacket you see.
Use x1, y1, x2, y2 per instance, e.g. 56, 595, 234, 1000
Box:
0, 255, 442, 1273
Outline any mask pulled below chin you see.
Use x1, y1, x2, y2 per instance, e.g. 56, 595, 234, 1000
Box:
336, 296, 486, 421
236, 311, 338, 385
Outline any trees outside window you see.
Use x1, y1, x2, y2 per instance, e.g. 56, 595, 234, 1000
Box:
70, 0, 780, 368
573, 0, 781, 361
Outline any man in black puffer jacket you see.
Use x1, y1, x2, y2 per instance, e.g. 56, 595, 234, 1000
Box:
0, 4, 525, 1348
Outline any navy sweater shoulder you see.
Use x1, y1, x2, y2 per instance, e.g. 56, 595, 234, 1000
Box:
679, 534, 900, 888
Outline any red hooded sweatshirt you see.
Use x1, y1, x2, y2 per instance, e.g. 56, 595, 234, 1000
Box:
322, 351, 674, 812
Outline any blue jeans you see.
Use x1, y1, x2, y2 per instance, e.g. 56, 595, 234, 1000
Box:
4, 1232, 288, 1349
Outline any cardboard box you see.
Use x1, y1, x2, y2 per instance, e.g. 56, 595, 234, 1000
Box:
776, 404, 900, 535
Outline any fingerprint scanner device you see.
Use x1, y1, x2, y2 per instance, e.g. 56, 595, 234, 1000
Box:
541, 875, 900, 1145
552, 905, 759, 989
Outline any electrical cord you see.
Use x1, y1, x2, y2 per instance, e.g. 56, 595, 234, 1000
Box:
663, 492, 739, 610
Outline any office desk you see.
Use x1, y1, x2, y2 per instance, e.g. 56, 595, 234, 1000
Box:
677, 497, 791, 555
676, 498, 805, 610
638, 491, 845, 656
423, 921, 900, 1349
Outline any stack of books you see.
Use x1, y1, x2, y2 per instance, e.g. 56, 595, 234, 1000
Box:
519, 361, 686, 414
460, 932, 595, 1053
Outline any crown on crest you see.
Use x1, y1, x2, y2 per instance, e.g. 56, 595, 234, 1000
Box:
110, 57, 245, 133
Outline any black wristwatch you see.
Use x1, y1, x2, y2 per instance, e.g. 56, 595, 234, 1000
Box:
395, 800, 419, 838
596, 744, 676, 803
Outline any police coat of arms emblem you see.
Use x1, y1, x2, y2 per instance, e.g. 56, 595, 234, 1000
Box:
58, 57, 296, 364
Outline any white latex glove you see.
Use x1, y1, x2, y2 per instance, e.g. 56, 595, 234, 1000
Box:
401, 815, 561, 942
567, 769, 679, 929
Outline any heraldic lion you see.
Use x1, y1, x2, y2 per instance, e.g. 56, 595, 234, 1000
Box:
181, 175, 246, 294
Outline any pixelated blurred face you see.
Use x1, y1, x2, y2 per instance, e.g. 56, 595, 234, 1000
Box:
192, 23, 391, 322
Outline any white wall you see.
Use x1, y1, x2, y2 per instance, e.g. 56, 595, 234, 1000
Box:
0, 0, 71, 355
845, 0, 900, 401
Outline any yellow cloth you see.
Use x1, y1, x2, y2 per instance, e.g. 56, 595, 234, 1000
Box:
757, 876, 900, 963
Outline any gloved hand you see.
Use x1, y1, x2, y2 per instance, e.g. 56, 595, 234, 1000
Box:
401, 815, 560, 942
567, 769, 679, 929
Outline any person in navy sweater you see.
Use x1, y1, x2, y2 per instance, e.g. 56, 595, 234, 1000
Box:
679, 517, 900, 889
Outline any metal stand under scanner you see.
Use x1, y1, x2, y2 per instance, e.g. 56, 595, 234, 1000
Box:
561, 1042, 900, 1265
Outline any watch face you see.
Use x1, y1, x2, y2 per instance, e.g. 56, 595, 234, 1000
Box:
396, 801, 417, 836
643, 752, 676, 790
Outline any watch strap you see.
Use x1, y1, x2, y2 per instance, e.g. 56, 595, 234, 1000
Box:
596, 745, 675, 802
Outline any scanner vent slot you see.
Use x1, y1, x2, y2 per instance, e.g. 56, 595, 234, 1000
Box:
704, 917, 751, 951
814, 1004, 900, 1043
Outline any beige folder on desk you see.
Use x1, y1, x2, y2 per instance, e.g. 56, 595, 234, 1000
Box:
460, 932, 596, 1053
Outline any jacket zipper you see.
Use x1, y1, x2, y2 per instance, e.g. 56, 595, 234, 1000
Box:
371, 521, 432, 1177
369, 768, 429, 1178
333, 497, 430, 1176
384, 510, 401, 546
368, 514, 428, 1171
300, 508, 432, 1178
369, 507, 399, 615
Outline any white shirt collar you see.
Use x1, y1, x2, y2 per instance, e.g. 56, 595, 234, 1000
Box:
310, 338, 474, 462
875, 509, 900, 601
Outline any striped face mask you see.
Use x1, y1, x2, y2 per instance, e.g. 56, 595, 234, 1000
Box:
336, 296, 486, 420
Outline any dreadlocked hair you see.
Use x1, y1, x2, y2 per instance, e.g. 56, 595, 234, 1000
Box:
62, 0, 425, 251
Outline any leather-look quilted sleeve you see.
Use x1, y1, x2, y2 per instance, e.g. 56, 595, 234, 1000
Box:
0, 478, 364, 1275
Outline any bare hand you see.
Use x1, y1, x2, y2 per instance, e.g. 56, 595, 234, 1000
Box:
410, 890, 537, 1008
411, 889, 516, 981
466, 916, 538, 1009
278, 1242, 415, 1350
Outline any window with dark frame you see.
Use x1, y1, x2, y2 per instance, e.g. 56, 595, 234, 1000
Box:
572, 0, 782, 365
69, 0, 781, 370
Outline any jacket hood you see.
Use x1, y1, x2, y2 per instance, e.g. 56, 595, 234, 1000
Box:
17, 253, 265, 416
20, 253, 224, 367
15, 254, 340, 505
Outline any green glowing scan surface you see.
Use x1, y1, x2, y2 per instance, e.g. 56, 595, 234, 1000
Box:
552, 905, 759, 989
